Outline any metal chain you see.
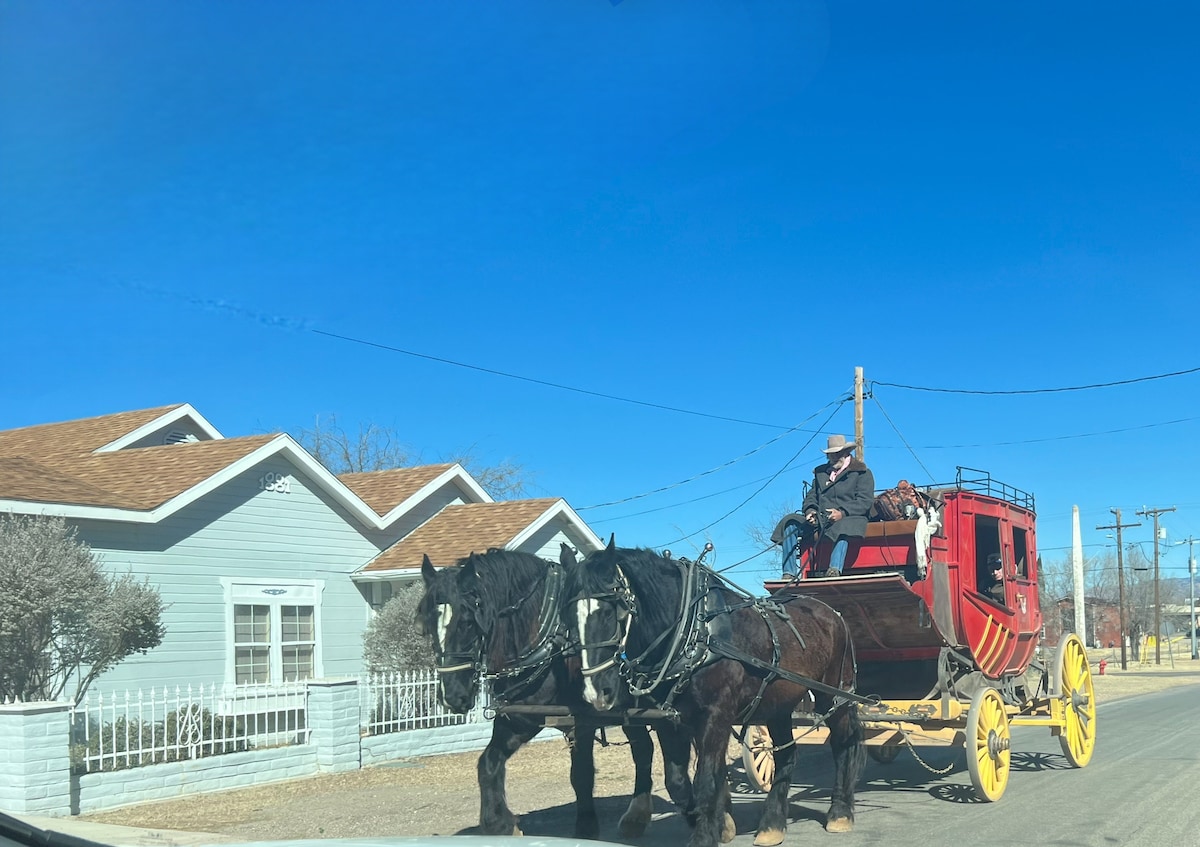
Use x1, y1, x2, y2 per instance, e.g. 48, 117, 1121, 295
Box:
895, 727, 958, 775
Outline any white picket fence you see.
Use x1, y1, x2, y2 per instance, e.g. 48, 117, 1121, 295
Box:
70, 681, 310, 774
68, 670, 485, 774
359, 669, 484, 734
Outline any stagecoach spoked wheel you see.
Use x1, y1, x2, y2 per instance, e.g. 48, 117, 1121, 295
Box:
740, 725, 775, 793
1051, 633, 1096, 767
966, 687, 1011, 802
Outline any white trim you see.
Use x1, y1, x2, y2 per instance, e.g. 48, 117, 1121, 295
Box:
375, 463, 493, 523
509, 499, 604, 553
220, 577, 326, 688
94, 404, 224, 452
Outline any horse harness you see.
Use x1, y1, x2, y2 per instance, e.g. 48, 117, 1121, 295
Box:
458, 561, 573, 705
580, 556, 869, 724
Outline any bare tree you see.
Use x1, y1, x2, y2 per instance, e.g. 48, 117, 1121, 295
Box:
294, 414, 531, 500
362, 582, 434, 672
0, 515, 165, 703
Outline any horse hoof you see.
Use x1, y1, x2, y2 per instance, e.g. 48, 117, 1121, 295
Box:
825, 817, 853, 834
720, 813, 737, 843
511, 825, 524, 837
619, 794, 653, 837
752, 828, 784, 846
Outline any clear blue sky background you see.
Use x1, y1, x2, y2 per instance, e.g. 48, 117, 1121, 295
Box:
3, 2, 1198, 589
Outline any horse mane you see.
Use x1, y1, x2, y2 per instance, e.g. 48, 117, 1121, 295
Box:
460, 548, 553, 668
582, 547, 683, 658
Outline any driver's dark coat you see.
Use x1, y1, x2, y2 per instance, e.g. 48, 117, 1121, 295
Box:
802, 458, 875, 542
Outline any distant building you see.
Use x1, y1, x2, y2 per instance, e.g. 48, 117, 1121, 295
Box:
1045, 597, 1121, 649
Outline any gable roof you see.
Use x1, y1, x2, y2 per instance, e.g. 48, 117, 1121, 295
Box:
339, 464, 459, 516
0, 406, 487, 529
359, 498, 597, 574
0, 436, 274, 510
0, 405, 191, 462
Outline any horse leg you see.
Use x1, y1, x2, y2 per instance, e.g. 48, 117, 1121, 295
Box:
618, 724, 655, 837
568, 726, 600, 839
687, 720, 732, 847
752, 716, 796, 847
718, 770, 737, 844
824, 702, 866, 833
477, 716, 540, 835
656, 724, 697, 827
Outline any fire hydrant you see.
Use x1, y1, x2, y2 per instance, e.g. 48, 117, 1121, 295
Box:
1098, 658, 1107, 675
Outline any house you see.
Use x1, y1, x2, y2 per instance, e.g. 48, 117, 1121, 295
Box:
0, 404, 603, 694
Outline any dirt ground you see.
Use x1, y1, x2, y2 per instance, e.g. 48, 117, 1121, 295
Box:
81, 655, 1200, 842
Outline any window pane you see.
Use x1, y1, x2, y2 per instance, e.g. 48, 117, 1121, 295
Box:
282, 606, 314, 642
235, 605, 270, 644
235, 646, 271, 684
282, 645, 314, 681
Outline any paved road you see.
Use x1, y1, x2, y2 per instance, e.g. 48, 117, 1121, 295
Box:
513, 684, 1200, 847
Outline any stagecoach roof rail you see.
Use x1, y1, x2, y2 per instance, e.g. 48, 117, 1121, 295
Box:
885, 469, 1035, 513
951, 466, 1035, 512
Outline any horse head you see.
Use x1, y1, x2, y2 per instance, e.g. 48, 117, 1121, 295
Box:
568, 538, 639, 711
417, 554, 484, 713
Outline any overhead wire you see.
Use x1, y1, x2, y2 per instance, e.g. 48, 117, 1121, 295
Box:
654, 396, 849, 548
869, 394, 936, 483
579, 394, 848, 510
872, 365, 1200, 395
313, 329, 795, 430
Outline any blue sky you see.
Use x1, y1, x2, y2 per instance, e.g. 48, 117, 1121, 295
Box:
3, 2, 1198, 589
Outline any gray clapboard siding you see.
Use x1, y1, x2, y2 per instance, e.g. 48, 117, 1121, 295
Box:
72, 458, 382, 691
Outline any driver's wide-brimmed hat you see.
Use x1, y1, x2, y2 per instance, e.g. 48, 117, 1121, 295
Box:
822, 434, 857, 454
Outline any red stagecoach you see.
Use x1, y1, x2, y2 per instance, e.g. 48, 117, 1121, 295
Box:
745, 468, 1096, 802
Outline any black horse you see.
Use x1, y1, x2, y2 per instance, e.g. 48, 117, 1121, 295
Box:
567, 542, 867, 847
417, 547, 686, 839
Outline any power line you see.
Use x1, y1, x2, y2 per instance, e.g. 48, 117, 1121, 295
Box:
313, 329, 795, 430
872, 365, 1200, 395
579, 394, 849, 510
654, 401, 844, 548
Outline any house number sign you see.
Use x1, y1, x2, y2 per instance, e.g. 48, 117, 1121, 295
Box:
259, 472, 292, 494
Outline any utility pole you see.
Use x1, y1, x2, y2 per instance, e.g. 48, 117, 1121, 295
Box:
854, 366, 865, 464
1177, 536, 1199, 661
1097, 509, 1140, 670
1137, 505, 1176, 665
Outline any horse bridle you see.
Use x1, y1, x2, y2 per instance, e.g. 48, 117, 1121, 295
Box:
573, 564, 637, 679
434, 563, 570, 702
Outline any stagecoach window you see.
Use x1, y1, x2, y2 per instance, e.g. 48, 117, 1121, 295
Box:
1013, 528, 1030, 579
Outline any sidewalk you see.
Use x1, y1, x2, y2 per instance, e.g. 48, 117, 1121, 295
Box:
5, 813, 235, 847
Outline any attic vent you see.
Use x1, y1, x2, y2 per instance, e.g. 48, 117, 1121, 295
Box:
162, 430, 199, 445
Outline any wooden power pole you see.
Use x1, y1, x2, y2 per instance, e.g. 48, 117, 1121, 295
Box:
1137, 505, 1176, 665
1097, 508, 1140, 670
854, 366, 865, 464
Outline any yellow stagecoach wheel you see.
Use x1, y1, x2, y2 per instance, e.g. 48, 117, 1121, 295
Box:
1051, 633, 1096, 767
740, 725, 775, 793
966, 687, 1011, 802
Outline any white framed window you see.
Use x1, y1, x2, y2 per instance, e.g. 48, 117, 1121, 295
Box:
222, 579, 325, 687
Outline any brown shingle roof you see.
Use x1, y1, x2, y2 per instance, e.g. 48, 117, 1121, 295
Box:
0, 406, 275, 510
363, 498, 561, 572
0, 405, 187, 462
64, 436, 277, 509
338, 464, 457, 517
